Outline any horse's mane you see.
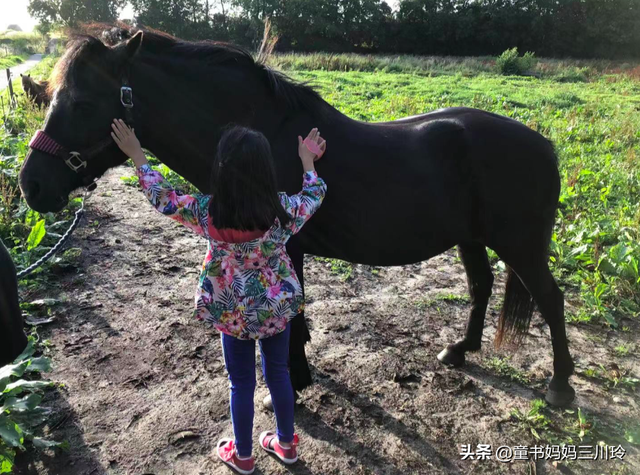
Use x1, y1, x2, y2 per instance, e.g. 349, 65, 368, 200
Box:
49, 25, 323, 112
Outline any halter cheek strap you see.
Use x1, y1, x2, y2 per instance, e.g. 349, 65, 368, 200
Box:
28, 78, 135, 191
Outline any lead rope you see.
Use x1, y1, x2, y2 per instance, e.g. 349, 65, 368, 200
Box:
16, 188, 93, 279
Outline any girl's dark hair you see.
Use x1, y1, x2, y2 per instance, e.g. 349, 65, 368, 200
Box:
209, 126, 291, 231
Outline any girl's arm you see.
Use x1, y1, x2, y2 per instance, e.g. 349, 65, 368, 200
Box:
136, 166, 209, 236
280, 128, 328, 234
111, 119, 210, 236
280, 171, 327, 235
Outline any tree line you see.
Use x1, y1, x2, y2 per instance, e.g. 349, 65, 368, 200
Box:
28, 0, 640, 59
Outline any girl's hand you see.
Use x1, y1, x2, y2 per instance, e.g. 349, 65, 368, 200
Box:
111, 119, 147, 168
298, 128, 326, 173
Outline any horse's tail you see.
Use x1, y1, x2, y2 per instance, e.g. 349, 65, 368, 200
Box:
494, 267, 535, 349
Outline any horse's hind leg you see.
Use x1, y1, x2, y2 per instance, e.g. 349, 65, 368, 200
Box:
438, 242, 494, 367
502, 256, 575, 406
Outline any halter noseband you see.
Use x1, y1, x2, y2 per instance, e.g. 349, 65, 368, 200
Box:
29, 79, 135, 191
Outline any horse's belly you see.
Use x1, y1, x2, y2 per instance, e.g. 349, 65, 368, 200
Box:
299, 199, 468, 266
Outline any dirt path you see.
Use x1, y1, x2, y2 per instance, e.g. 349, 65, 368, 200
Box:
14, 167, 639, 475
0, 54, 43, 91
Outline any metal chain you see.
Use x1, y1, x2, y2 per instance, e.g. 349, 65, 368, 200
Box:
16, 189, 92, 279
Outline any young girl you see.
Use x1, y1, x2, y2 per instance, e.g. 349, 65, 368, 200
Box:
111, 120, 326, 474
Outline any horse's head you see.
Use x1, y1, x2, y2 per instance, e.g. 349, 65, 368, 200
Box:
20, 73, 30, 90
20, 31, 143, 213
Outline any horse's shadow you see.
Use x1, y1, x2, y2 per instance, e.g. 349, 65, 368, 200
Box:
296, 368, 463, 475
457, 360, 545, 402
14, 386, 105, 475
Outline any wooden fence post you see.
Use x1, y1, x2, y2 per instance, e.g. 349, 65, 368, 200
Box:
6, 68, 16, 109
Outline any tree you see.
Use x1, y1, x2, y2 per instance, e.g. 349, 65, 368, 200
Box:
130, 0, 223, 39
28, 0, 125, 28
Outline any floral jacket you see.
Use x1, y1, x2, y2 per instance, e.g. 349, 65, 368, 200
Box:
136, 165, 326, 340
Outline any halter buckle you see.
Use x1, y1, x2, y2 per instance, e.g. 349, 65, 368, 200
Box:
65, 151, 87, 172
121, 86, 133, 108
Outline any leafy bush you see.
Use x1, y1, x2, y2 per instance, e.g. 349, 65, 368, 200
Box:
0, 338, 65, 473
555, 67, 591, 83
496, 48, 537, 75
0, 32, 46, 56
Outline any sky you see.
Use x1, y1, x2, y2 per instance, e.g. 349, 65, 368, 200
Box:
2, 1, 399, 33
1, 0, 38, 32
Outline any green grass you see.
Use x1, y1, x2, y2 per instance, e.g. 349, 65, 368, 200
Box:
0, 54, 29, 70
415, 293, 470, 309
510, 399, 640, 451
485, 356, 531, 385
510, 399, 551, 440
314, 257, 353, 281
581, 364, 639, 392
614, 344, 632, 357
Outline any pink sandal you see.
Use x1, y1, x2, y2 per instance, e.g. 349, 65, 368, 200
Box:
217, 438, 255, 474
259, 431, 299, 464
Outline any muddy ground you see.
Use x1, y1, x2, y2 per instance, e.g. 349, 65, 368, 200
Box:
14, 167, 639, 475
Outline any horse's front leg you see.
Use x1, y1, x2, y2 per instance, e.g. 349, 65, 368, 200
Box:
438, 243, 494, 367
263, 236, 313, 410
0, 239, 28, 366
287, 236, 313, 391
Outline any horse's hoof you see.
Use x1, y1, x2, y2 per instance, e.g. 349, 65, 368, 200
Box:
545, 386, 576, 407
263, 394, 274, 412
437, 347, 465, 367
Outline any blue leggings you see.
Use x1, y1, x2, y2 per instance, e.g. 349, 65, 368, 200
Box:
221, 324, 294, 457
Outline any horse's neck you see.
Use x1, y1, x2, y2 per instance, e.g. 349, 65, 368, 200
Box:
133, 59, 350, 192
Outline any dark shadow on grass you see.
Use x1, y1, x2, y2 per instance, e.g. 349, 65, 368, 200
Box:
14, 386, 105, 475
300, 369, 463, 475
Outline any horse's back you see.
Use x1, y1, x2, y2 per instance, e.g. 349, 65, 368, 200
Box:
298, 107, 559, 264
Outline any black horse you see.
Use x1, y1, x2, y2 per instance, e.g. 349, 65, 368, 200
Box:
20, 73, 51, 107
19, 28, 575, 406
0, 239, 28, 365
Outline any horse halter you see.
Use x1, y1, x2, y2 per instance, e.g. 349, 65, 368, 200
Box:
28, 78, 135, 191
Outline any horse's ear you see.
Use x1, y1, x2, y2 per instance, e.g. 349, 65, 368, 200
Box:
20, 73, 23, 77
28, 74, 31, 78
126, 31, 143, 59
